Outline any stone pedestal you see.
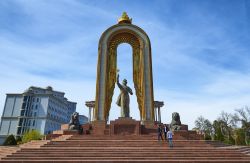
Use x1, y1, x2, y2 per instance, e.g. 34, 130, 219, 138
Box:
53, 129, 79, 135
110, 117, 141, 136
52, 124, 81, 135
81, 123, 92, 134
143, 120, 155, 128
141, 121, 157, 134
173, 130, 203, 140
180, 124, 188, 131
91, 120, 106, 135
60, 124, 69, 130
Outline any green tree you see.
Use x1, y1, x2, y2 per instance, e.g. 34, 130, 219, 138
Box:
234, 106, 250, 145
3, 134, 17, 146
213, 120, 224, 142
234, 128, 246, 145
22, 130, 42, 143
195, 116, 213, 140
194, 107, 250, 146
217, 111, 237, 144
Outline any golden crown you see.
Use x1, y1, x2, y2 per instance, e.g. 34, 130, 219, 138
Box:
118, 12, 132, 24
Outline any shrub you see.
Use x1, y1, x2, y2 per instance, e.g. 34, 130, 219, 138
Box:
3, 134, 17, 146
16, 136, 22, 145
204, 134, 212, 140
22, 130, 42, 143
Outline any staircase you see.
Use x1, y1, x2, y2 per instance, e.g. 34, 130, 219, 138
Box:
0, 146, 19, 160
1, 134, 250, 162
0, 139, 49, 160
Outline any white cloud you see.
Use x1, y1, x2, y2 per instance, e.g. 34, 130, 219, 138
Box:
202, 71, 250, 96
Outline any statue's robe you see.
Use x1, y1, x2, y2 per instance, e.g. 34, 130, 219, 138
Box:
116, 82, 133, 117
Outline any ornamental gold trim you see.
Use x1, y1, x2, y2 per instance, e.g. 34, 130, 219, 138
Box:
104, 32, 144, 121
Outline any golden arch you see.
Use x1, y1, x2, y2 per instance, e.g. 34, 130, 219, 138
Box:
94, 23, 155, 123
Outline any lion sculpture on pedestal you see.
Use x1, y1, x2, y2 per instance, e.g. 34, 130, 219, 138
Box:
170, 112, 182, 131
68, 112, 80, 130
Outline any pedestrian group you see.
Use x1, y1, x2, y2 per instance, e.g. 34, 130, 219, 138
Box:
157, 124, 174, 148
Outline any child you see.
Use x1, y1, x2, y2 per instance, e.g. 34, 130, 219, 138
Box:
167, 129, 174, 148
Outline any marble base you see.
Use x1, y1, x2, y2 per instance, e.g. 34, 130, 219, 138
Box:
110, 117, 141, 136
91, 120, 106, 135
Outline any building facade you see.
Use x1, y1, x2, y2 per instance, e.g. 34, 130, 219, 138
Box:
0, 86, 76, 143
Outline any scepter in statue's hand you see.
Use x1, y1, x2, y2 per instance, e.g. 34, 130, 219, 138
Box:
117, 74, 119, 83
116, 69, 120, 82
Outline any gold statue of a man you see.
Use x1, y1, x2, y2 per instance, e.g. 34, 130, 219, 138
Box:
116, 74, 133, 117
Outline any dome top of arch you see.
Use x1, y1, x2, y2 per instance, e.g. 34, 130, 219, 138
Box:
118, 12, 132, 24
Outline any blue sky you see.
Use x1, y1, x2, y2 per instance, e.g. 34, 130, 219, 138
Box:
0, 0, 250, 128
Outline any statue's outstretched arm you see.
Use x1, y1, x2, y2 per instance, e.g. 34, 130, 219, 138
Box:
116, 74, 123, 89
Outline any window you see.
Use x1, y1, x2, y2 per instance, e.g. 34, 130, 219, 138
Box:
20, 110, 25, 116
25, 110, 28, 116
18, 119, 23, 126
17, 127, 22, 134
34, 112, 37, 117
22, 103, 26, 109
23, 96, 28, 101
33, 120, 35, 126
37, 98, 39, 102
35, 105, 38, 110
23, 119, 27, 126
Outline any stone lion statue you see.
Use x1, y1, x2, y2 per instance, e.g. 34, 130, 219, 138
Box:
68, 112, 80, 130
170, 112, 182, 131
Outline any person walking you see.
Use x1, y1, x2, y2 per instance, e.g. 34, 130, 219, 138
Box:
157, 124, 163, 141
163, 124, 169, 140
167, 129, 174, 148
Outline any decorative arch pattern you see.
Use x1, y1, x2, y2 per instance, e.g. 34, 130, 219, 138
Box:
104, 32, 144, 121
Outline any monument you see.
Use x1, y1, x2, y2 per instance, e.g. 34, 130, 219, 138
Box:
54, 12, 192, 137
86, 12, 157, 135
93, 12, 155, 125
